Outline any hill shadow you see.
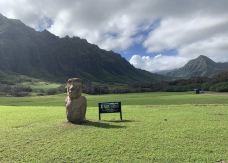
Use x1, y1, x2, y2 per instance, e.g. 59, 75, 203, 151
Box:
81, 120, 126, 129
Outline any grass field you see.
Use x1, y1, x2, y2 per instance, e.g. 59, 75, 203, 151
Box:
0, 92, 228, 162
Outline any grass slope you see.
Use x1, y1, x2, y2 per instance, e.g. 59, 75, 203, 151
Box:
0, 72, 62, 96
0, 92, 228, 162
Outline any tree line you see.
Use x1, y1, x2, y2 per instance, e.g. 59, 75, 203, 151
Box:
1, 71, 228, 96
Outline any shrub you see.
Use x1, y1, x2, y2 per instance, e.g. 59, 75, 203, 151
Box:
209, 82, 228, 92
46, 85, 65, 95
10, 85, 32, 97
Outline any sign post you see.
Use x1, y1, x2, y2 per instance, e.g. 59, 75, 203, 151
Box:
98, 102, 122, 120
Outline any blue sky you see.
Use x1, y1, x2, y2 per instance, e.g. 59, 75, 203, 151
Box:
1, 0, 228, 72
115, 19, 163, 60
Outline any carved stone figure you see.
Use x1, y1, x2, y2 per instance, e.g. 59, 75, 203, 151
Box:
65, 78, 87, 124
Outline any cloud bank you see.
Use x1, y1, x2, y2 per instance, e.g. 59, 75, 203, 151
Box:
0, 0, 228, 72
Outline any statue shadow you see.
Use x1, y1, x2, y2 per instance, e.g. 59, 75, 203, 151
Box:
103, 119, 136, 123
82, 120, 126, 129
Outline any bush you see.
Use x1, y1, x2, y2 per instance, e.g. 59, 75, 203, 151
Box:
47, 88, 58, 95
209, 82, 228, 92
46, 85, 65, 95
10, 85, 32, 97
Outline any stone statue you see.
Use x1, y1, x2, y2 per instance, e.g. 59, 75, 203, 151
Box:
65, 78, 87, 124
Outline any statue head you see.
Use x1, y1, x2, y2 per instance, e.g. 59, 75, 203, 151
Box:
66, 78, 82, 99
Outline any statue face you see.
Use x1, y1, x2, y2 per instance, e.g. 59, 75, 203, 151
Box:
67, 79, 82, 99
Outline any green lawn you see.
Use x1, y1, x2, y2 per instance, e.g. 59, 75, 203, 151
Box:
0, 92, 227, 162
1, 92, 228, 107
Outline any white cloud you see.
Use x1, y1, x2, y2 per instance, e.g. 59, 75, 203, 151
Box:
129, 54, 188, 72
143, 16, 228, 52
179, 36, 228, 62
140, 14, 228, 71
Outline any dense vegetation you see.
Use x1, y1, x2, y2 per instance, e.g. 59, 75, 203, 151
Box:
125, 71, 228, 93
0, 73, 64, 96
1, 71, 228, 96
87, 72, 228, 94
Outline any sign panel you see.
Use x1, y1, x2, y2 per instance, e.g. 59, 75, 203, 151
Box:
98, 102, 122, 120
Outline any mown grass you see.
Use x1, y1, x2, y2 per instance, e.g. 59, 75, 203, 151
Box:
1, 92, 228, 106
0, 92, 228, 162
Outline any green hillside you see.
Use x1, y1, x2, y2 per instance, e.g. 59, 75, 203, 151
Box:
0, 13, 163, 84
166, 55, 228, 78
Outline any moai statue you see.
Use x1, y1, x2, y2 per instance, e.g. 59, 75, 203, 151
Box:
65, 78, 87, 124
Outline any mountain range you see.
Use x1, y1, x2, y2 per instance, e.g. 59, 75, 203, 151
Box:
165, 55, 228, 78
0, 14, 163, 84
1, 13, 228, 85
